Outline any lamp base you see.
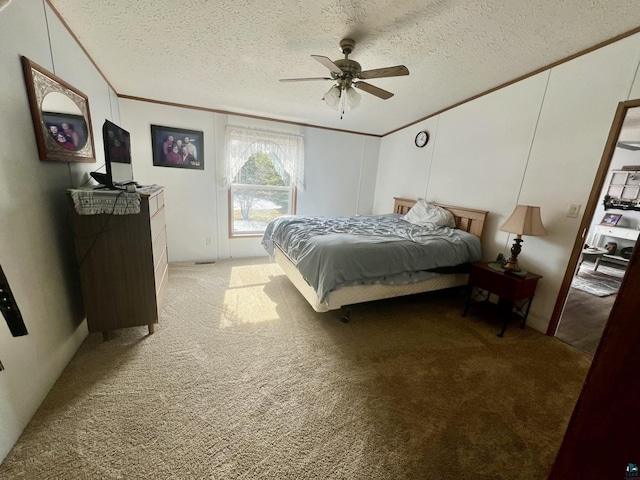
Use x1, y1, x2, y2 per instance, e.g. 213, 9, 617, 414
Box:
502, 260, 521, 272
503, 237, 524, 272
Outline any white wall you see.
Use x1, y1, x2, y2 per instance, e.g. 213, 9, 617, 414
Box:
119, 99, 380, 262
374, 32, 640, 333
0, 0, 121, 462
373, 116, 440, 213
427, 73, 549, 256
630, 61, 640, 100
118, 100, 219, 262
300, 129, 380, 217
514, 34, 640, 329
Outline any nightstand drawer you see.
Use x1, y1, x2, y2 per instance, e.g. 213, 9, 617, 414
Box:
469, 267, 539, 300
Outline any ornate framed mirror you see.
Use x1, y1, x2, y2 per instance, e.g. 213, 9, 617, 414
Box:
21, 56, 96, 163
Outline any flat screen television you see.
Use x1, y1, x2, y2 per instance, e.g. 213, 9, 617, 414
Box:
91, 120, 132, 189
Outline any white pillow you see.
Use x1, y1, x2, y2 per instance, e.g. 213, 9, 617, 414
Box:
403, 199, 456, 227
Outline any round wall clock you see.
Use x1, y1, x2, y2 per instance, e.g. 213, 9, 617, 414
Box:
415, 130, 429, 148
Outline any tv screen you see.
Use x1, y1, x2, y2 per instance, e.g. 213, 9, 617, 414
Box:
91, 120, 133, 189
103, 120, 131, 164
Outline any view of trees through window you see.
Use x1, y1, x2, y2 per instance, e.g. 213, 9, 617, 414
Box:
231, 152, 292, 234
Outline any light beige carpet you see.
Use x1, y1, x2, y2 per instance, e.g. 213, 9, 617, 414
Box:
0, 257, 591, 479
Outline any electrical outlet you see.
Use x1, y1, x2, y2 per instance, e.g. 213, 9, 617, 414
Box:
567, 204, 581, 218
205, 237, 212, 246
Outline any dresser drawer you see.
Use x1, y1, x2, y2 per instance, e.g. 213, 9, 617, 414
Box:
150, 206, 166, 244
156, 190, 165, 211
156, 265, 169, 315
154, 246, 168, 292
152, 226, 167, 266
148, 193, 158, 218
147, 189, 165, 217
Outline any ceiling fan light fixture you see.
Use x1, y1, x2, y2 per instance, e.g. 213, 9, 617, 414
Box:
323, 85, 341, 109
345, 86, 361, 109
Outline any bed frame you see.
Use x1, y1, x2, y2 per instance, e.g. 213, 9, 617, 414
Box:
274, 198, 489, 315
392, 197, 487, 238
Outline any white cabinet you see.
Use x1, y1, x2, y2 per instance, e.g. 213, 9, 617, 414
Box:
592, 224, 639, 269
593, 225, 640, 242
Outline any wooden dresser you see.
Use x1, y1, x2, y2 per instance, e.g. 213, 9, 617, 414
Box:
68, 187, 169, 340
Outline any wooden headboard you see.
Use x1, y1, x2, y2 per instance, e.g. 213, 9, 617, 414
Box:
393, 197, 489, 239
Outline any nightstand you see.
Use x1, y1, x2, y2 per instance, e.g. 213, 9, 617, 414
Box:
462, 262, 542, 337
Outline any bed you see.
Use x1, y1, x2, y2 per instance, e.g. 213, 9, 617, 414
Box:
262, 197, 488, 316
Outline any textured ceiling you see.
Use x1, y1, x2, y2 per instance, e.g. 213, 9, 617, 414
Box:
49, 0, 640, 136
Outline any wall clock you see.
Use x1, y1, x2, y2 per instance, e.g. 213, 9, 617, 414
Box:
415, 130, 429, 148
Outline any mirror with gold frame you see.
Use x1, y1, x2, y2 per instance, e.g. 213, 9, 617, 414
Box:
21, 56, 96, 163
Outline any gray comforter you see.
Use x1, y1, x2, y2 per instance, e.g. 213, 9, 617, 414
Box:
262, 213, 481, 302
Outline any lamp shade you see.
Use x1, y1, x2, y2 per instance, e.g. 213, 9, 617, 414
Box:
345, 86, 361, 109
500, 205, 547, 236
323, 85, 341, 109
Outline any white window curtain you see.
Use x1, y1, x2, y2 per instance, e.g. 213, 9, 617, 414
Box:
224, 125, 305, 190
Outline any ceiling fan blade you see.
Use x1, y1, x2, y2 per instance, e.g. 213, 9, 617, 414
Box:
311, 55, 343, 75
280, 77, 332, 82
354, 81, 394, 100
358, 65, 409, 79
617, 141, 640, 151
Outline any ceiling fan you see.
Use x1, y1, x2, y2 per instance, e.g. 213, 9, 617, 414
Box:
617, 141, 640, 151
280, 38, 409, 117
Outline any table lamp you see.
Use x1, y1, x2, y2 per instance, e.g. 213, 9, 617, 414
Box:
499, 205, 547, 272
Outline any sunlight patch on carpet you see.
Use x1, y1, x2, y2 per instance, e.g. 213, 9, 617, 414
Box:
221, 285, 279, 327
228, 264, 279, 287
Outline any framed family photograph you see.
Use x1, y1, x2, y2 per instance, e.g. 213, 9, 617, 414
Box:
151, 125, 203, 170
42, 112, 90, 154
601, 213, 622, 226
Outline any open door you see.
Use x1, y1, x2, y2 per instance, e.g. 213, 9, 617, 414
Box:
549, 213, 640, 478
547, 98, 640, 340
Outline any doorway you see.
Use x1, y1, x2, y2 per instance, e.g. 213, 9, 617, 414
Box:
549, 99, 640, 352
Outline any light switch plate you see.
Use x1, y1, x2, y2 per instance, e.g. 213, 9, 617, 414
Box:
567, 204, 581, 218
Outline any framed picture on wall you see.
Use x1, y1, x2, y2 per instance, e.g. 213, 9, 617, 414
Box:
21, 56, 96, 163
151, 125, 203, 170
601, 213, 622, 226
42, 112, 90, 154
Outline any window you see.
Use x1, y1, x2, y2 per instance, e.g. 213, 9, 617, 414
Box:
231, 152, 294, 234
225, 125, 304, 236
